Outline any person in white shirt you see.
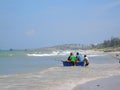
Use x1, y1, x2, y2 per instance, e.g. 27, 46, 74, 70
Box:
83, 55, 89, 66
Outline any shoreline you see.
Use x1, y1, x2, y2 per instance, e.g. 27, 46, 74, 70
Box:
73, 75, 120, 90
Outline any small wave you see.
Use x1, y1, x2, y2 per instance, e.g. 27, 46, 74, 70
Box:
27, 51, 58, 57
27, 53, 58, 57
27, 51, 70, 57
88, 54, 106, 57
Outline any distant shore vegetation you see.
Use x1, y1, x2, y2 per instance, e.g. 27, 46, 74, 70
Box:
39, 37, 120, 51
94, 37, 120, 48
2, 37, 120, 51
91, 37, 120, 52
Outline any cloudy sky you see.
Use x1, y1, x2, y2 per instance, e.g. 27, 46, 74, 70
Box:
0, 0, 120, 49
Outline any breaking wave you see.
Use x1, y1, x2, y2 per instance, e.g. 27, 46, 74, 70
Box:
27, 51, 71, 57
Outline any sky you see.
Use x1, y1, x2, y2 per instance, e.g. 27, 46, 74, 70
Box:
0, 0, 120, 49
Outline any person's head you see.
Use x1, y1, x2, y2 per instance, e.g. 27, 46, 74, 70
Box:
84, 55, 87, 57
70, 52, 73, 56
76, 52, 79, 55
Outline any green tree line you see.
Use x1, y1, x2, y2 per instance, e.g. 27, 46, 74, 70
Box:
96, 37, 120, 48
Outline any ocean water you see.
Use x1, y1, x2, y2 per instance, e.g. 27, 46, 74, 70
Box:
0, 50, 120, 90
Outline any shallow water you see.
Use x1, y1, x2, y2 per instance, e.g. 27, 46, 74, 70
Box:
0, 50, 120, 90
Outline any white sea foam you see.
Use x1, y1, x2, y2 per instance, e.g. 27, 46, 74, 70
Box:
88, 54, 106, 57
27, 53, 55, 56
26, 50, 104, 57
27, 51, 71, 57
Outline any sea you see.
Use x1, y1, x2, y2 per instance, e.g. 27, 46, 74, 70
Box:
0, 50, 120, 90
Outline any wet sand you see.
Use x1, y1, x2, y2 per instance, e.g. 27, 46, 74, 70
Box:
73, 75, 120, 90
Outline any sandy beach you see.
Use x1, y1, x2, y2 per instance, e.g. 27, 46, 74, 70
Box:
73, 75, 120, 90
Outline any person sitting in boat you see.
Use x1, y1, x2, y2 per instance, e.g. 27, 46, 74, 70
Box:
70, 53, 76, 66
66, 52, 72, 62
66, 53, 72, 62
76, 52, 82, 62
83, 55, 89, 66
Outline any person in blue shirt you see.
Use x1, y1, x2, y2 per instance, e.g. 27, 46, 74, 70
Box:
76, 52, 82, 62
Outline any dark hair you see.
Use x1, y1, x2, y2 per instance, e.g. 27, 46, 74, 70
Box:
76, 52, 79, 55
84, 55, 87, 57
70, 52, 73, 55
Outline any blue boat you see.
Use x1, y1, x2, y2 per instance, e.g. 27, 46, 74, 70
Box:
62, 61, 84, 66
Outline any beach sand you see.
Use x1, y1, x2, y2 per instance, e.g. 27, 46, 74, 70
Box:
73, 75, 120, 90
